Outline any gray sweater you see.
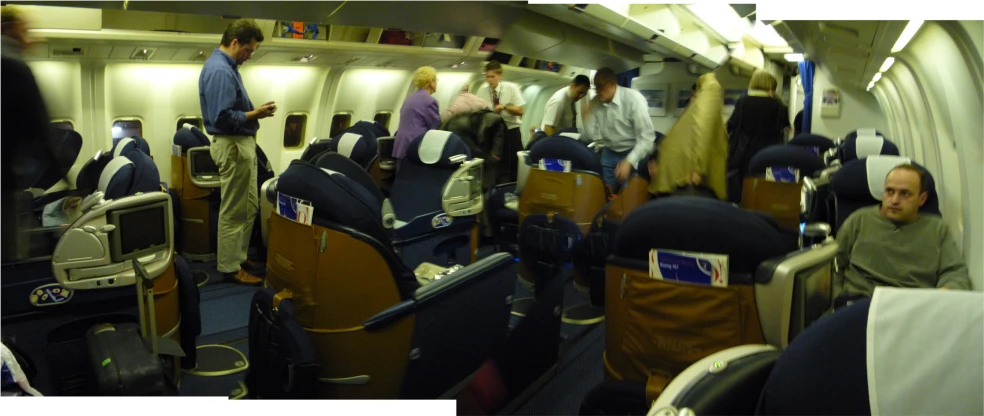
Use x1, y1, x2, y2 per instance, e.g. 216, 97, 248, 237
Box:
835, 205, 971, 298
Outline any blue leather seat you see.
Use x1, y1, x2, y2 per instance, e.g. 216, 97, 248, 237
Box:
388, 130, 478, 266
256, 159, 516, 399
603, 196, 834, 397
528, 135, 602, 174
100, 146, 161, 200
830, 155, 939, 233
787, 133, 836, 158
844, 129, 887, 142
748, 145, 827, 178
173, 126, 210, 153
840, 134, 899, 163
310, 130, 379, 170
169, 125, 219, 261
34, 127, 83, 193
112, 136, 152, 159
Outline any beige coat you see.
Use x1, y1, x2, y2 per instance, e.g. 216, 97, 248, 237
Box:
650, 73, 729, 199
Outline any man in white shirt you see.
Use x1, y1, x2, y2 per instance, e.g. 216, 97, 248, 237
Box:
540, 74, 591, 137
581, 67, 656, 193
476, 61, 525, 182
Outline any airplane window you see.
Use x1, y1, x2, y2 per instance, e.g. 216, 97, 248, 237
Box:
329, 113, 351, 138
284, 114, 307, 149
51, 120, 74, 131
373, 112, 392, 130
111, 119, 142, 147
176, 117, 203, 132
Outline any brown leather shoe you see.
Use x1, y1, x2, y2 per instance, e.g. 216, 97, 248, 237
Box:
225, 269, 263, 286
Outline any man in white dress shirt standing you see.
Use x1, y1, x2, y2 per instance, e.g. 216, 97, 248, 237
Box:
477, 61, 525, 182
540, 74, 591, 137
581, 67, 655, 193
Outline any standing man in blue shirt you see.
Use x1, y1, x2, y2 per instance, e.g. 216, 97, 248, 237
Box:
199, 19, 275, 285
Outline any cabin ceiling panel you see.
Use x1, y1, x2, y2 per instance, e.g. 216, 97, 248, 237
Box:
499, 9, 645, 74
318, 1, 525, 39
12, 1, 523, 39
150, 47, 180, 61
527, 4, 677, 57
776, 20, 907, 90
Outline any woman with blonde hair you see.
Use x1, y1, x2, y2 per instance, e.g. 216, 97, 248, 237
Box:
724, 69, 791, 202
393, 66, 441, 170
649, 72, 728, 200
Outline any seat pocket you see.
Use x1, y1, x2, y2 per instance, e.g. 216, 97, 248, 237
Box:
618, 272, 747, 398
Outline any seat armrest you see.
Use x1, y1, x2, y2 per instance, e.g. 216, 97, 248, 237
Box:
802, 222, 831, 240
441, 157, 484, 217
262, 177, 279, 204
489, 182, 519, 214
648, 345, 781, 416
362, 253, 514, 331
363, 300, 415, 332
390, 210, 475, 240
754, 240, 838, 348
413, 252, 513, 304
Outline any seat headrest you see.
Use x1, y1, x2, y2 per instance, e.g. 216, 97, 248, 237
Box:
842, 135, 899, 162
748, 145, 827, 178
831, 156, 939, 214
121, 147, 161, 195
845, 128, 886, 142
328, 132, 376, 168
405, 130, 471, 168
77, 157, 108, 193
615, 197, 790, 277
558, 132, 581, 141
113, 136, 152, 158
276, 160, 388, 244
788, 133, 836, 152
418, 130, 453, 165
174, 127, 210, 152
529, 136, 602, 174
311, 152, 385, 206
353, 120, 391, 138
99, 156, 135, 199
34, 126, 83, 190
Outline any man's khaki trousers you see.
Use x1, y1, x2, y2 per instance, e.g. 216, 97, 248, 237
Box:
210, 135, 258, 274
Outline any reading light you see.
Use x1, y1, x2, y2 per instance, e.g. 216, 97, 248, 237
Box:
784, 53, 804, 62
867, 81, 875, 91
873, 72, 882, 82
879, 57, 895, 72
891, 20, 923, 53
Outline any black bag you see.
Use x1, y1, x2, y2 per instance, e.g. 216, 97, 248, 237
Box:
580, 380, 650, 415
85, 322, 168, 396
246, 288, 320, 399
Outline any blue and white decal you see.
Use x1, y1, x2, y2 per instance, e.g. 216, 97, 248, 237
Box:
431, 213, 453, 229
30, 283, 74, 307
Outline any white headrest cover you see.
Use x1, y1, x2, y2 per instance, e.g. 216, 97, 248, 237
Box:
419, 130, 453, 165
320, 168, 341, 177
182, 123, 197, 131
337, 133, 362, 159
559, 132, 581, 140
114, 138, 135, 158
866, 155, 911, 200
867, 288, 984, 416
857, 128, 877, 137
98, 156, 134, 193
855, 134, 885, 159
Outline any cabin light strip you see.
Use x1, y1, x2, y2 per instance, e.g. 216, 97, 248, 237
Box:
869, 20, 922, 91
